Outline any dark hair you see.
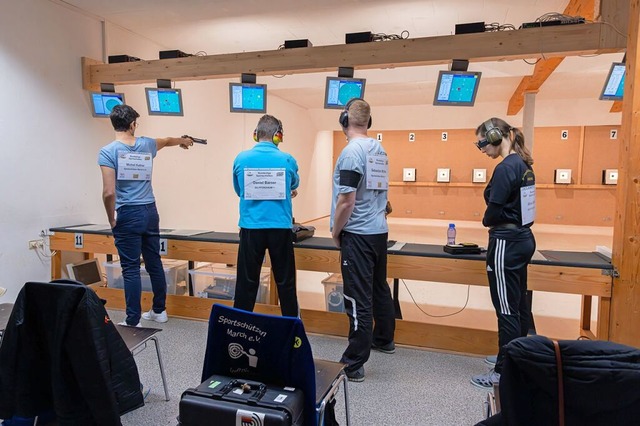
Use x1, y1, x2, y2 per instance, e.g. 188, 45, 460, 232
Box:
476, 117, 534, 166
110, 105, 140, 132
255, 114, 282, 141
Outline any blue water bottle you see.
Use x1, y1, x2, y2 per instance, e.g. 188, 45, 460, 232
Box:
447, 223, 456, 245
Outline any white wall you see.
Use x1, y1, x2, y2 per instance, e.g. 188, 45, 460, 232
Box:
0, 0, 112, 300
115, 79, 329, 231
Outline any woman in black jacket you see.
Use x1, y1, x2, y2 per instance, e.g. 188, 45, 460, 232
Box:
470, 118, 536, 389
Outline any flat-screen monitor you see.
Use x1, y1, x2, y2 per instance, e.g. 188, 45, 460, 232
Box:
145, 87, 184, 116
599, 62, 625, 101
324, 77, 367, 109
90, 92, 125, 117
229, 83, 267, 113
66, 258, 103, 286
433, 71, 482, 106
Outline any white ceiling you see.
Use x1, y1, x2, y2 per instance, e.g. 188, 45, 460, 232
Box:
60, 0, 625, 110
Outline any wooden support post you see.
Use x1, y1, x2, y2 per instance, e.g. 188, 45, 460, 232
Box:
580, 295, 593, 332
577, 126, 586, 185
81, 57, 103, 91
598, 296, 612, 340
610, 0, 640, 346
522, 92, 536, 153
51, 251, 62, 280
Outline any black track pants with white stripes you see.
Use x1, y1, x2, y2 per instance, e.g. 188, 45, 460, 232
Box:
486, 232, 536, 374
339, 231, 396, 374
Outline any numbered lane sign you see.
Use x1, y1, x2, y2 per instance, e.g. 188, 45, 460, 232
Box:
159, 238, 168, 255
74, 233, 84, 249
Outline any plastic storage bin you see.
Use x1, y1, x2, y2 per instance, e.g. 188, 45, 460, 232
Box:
103, 259, 187, 295
189, 263, 270, 303
321, 274, 346, 313
321, 274, 393, 313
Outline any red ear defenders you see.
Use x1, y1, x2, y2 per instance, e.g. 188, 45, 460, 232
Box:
477, 119, 503, 149
253, 120, 284, 143
338, 98, 372, 129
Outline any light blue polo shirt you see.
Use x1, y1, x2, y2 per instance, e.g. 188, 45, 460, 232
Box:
233, 142, 300, 229
330, 137, 388, 235
98, 136, 157, 210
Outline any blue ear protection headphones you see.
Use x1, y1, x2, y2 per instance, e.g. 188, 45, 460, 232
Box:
338, 98, 372, 129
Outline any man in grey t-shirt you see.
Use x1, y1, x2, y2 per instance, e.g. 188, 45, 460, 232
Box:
98, 105, 194, 327
330, 98, 396, 382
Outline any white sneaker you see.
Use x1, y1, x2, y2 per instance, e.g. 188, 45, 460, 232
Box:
471, 368, 501, 389
142, 309, 168, 323
118, 320, 142, 327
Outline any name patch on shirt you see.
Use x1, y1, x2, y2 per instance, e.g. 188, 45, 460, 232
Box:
365, 155, 389, 190
117, 152, 152, 181
520, 185, 536, 225
244, 168, 286, 200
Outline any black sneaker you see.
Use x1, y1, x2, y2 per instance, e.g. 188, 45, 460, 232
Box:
345, 366, 365, 382
371, 341, 396, 354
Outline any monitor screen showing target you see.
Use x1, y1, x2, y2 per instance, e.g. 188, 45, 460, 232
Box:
324, 77, 367, 109
599, 62, 625, 101
90, 92, 126, 118
433, 70, 482, 107
229, 83, 267, 113
145, 87, 184, 116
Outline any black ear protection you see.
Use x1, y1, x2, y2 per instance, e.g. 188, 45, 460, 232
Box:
253, 119, 284, 144
338, 98, 372, 129
483, 119, 504, 146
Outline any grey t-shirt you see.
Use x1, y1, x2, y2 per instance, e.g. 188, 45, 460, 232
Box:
98, 136, 157, 210
330, 137, 388, 235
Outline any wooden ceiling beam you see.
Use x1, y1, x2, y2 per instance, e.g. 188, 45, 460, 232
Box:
507, 76, 535, 116
610, 100, 623, 112
507, 0, 597, 116
83, 23, 623, 89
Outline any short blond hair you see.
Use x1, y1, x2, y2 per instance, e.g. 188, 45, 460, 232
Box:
348, 99, 371, 128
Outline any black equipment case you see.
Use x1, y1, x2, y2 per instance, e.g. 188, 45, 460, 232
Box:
443, 243, 482, 255
179, 375, 304, 426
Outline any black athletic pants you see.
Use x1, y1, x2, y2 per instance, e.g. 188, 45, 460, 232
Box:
339, 231, 396, 373
234, 228, 299, 317
487, 229, 536, 374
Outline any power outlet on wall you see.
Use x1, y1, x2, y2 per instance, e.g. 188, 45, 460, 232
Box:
28, 239, 44, 250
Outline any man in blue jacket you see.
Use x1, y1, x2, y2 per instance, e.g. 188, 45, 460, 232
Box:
232, 115, 300, 317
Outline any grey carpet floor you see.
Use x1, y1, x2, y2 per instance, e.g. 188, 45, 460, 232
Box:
113, 311, 490, 426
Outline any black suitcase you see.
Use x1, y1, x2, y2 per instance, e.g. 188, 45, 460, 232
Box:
179, 375, 305, 426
